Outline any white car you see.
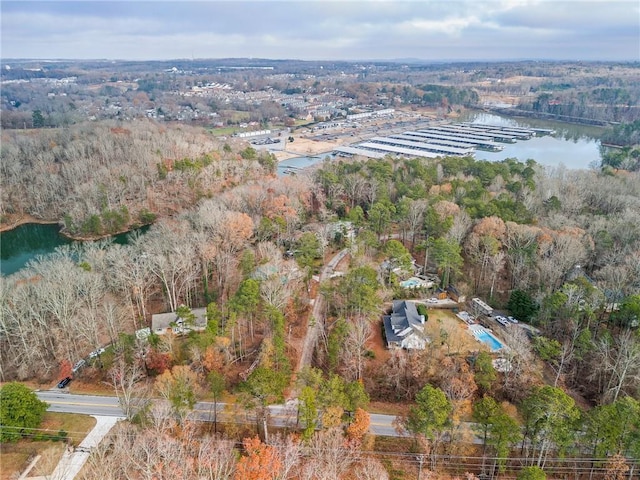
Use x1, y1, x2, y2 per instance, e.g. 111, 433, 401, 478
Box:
508, 316, 519, 324
426, 298, 438, 304
72, 359, 86, 373
89, 347, 106, 359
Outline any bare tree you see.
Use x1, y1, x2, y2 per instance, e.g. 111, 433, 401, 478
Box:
270, 433, 303, 480
301, 428, 358, 480
110, 359, 150, 420
341, 315, 373, 381
501, 327, 537, 401
146, 221, 200, 312
406, 199, 428, 248
447, 209, 472, 244
352, 457, 390, 480
591, 329, 640, 403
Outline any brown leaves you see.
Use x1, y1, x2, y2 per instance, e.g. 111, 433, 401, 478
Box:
472, 216, 506, 242
234, 436, 282, 480
145, 349, 172, 375
322, 405, 345, 429
437, 357, 478, 402
433, 200, 460, 220
202, 345, 225, 373
223, 211, 254, 247
346, 407, 371, 442
58, 359, 73, 379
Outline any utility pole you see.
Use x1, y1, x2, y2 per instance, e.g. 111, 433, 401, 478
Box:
416, 454, 425, 480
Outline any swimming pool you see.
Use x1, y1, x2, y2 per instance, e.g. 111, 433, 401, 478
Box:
472, 327, 504, 351
400, 278, 421, 288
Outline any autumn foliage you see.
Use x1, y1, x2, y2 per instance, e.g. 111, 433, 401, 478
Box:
58, 359, 73, 379
346, 407, 371, 442
145, 349, 172, 375
234, 436, 282, 480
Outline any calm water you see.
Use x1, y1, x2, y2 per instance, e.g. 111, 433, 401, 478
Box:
2, 113, 605, 275
0, 223, 72, 276
463, 112, 605, 169
277, 154, 334, 176
279, 112, 605, 175
0, 223, 148, 276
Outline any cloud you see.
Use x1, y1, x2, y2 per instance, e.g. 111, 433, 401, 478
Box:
1, 0, 638, 60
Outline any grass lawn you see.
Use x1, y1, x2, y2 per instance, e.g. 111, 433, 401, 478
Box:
423, 308, 486, 355
67, 379, 117, 396
374, 435, 419, 480
0, 412, 96, 480
368, 401, 409, 417
208, 126, 239, 137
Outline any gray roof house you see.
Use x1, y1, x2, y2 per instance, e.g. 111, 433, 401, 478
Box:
151, 307, 207, 335
383, 300, 429, 350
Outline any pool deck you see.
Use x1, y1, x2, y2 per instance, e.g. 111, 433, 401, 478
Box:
468, 324, 505, 351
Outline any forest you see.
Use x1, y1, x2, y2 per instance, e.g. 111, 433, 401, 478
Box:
1, 117, 639, 479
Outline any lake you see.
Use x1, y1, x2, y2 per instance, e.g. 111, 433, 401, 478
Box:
2, 112, 605, 275
277, 154, 334, 176
461, 112, 605, 169
0, 223, 147, 276
278, 112, 605, 174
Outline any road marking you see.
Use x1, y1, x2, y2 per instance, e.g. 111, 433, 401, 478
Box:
46, 400, 119, 408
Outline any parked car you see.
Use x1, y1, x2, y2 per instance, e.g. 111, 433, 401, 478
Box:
72, 359, 86, 373
57, 377, 72, 389
508, 316, 519, 324
89, 347, 106, 359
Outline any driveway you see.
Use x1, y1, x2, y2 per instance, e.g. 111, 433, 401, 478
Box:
25, 415, 122, 480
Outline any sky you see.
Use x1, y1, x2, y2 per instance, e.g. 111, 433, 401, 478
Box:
1, 0, 639, 62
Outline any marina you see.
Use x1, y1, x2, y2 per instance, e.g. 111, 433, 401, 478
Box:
403, 130, 503, 151
390, 133, 476, 150
355, 141, 441, 158
332, 119, 545, 159
367, 136, 475, 156
429, 125, 519, 143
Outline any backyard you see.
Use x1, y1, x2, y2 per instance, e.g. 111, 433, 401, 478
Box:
422, 308, 487, 355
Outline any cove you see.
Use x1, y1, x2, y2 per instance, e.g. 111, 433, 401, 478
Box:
0, 223, 149, 276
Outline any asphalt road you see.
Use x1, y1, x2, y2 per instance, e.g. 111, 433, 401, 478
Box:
37, 391, 123, 417
37, 391, 405, 437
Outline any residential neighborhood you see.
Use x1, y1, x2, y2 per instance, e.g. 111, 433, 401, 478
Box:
1, 4, 640, 479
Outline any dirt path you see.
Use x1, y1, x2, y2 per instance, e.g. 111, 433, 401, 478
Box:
291, 248, 349, 397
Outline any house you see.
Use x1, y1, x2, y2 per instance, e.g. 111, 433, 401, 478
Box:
151, 307, 208, 335
383, 300, 430, 350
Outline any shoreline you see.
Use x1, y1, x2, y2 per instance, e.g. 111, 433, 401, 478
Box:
0, 215, 148, 242
0, 215, 59, 233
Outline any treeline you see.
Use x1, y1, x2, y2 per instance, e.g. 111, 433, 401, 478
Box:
0, 120, 277, 236
599, 120, 640, 171
76, 401, 638, 480
0, 164, 316, 379
517, 89, 640, 123
303, 152, 640, 476
417, 84, 480, 108
2, 128, 639, 476
312, 154, 640, 405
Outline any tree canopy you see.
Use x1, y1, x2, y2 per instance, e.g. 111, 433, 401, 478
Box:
0, 382, 48, 442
